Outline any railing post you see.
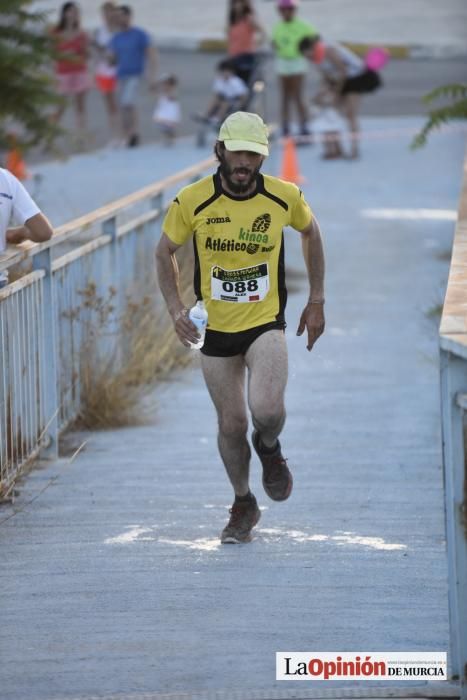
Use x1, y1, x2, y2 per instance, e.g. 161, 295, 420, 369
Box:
440, 347, 467, 696
102, 215, 121, 363
32, 248, 58, 459
150, 192, 163, 216
103, 214, 119, 291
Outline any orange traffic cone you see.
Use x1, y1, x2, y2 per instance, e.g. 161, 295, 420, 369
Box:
6, 147, 29, 181
279, 137, 305, 184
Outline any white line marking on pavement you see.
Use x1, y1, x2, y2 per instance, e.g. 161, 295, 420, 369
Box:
104, 526, 406, 551
361, 208, 457, 221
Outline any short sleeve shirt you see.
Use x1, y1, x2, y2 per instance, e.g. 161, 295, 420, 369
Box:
272, 18, 317, 59
0, 168, 40, 281
212, 75, 248, 100
162, 170, 313, 333
110, 27, 150, 78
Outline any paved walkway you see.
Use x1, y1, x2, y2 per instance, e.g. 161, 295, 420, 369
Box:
0, 118, 465, 699
33, 0, 467, 54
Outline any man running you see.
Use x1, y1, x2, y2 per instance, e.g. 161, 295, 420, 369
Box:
156, 111, 325, 544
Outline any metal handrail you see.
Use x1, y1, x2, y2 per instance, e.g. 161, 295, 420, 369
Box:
0, 155, 215, 499
0, 156, 215, 275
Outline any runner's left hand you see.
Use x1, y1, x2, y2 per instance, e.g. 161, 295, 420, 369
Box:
296, 303, 325, 351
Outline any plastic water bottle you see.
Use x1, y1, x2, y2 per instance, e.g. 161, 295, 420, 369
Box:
188, 300, 208, 350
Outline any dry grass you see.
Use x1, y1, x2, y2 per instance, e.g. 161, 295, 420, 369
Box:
77, 300, 191, 429
74, 250, 195, 430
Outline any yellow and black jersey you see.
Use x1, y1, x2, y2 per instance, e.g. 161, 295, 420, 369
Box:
162, 169, 313, 333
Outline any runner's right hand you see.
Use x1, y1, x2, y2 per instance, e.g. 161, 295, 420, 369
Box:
173, 307, 200, 347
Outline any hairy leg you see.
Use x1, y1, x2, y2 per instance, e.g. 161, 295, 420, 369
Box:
341, 93, 361, 157
104, 90, 118, 135
246, 330, 288, 448
121, 104, 138, 138
279, 75, 292, 132
290, 74, 308, 126
201, 354, 251, 496
51, 99, 67, 125
74, 91, 87, 131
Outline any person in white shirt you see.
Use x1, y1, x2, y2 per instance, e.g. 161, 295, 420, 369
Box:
194, 59, 248, 125
299, 35, 382, 159
0, 168, 54, 288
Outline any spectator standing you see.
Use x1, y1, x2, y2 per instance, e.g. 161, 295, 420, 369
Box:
272, 0, 317, 137
51, 2, 91, 142
0, 168, 53, 288
300, 35, 382, 159
93, 1, 119, 142
226, 0, 267, 85
109, 5, 158, 147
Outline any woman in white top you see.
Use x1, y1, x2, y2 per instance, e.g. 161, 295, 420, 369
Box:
300, 35, 382, 158
93, 2, 119, 140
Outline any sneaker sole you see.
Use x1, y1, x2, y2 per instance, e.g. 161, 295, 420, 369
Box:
221, 533, 253, 544
220, 509, 261, 544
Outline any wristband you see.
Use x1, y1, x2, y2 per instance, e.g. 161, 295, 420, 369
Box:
308, 298, 325, 305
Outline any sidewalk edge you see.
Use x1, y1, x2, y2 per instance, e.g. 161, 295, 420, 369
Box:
154, 34, 467, 59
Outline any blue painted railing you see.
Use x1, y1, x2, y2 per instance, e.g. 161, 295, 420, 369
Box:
0, 156, 214, 499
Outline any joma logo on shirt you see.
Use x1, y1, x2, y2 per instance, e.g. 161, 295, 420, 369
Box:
206, 216, 231, 224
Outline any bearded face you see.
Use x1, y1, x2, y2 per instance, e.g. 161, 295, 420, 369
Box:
216, 144, 264, 195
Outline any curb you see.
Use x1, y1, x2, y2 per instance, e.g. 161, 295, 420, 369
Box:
155, 35, 467, 59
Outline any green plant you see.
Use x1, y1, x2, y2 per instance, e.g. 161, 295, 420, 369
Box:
0, 0, 62, 151
67, 250, 195, 430
412, 83, 467, 149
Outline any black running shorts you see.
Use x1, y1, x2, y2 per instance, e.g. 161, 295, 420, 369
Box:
201, 321, 286, 357
341, 69, 382, 95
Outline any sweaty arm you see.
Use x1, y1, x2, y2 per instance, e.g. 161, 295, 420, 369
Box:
155, 232, 199, 347
6, 213, 53, 245
296, 216, 325, 351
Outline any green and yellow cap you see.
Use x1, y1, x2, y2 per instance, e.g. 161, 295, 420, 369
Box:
218, 111, 269, 157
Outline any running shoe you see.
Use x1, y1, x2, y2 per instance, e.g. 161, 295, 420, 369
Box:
220, 495, 261, 544
252, 430, 293, 501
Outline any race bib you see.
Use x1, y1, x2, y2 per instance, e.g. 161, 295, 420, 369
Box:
211, 263, 269, 303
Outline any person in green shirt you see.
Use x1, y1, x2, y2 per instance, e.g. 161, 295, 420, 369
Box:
272, 0, 317, 137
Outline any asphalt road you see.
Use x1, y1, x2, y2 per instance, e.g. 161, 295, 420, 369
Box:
34, 49, 467, 161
